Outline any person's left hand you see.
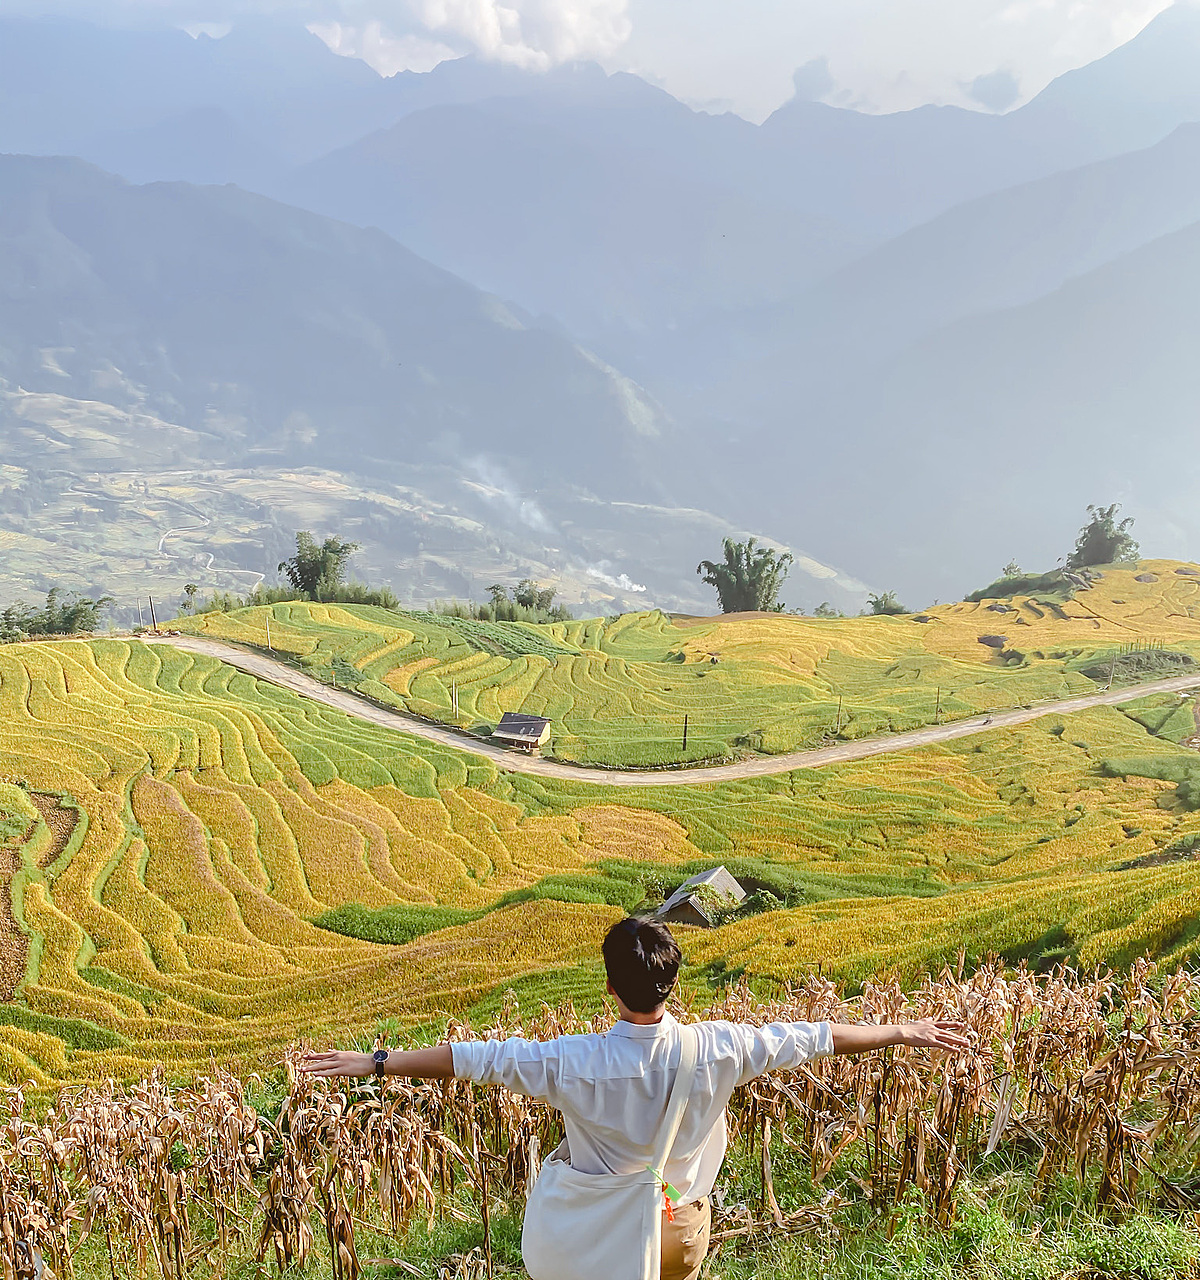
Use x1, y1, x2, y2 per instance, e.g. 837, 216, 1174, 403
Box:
301, 1050, 374, 1077
899, 1019, 971, 1052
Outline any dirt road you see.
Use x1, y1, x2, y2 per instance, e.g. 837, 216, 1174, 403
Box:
148, 635, 1200, 787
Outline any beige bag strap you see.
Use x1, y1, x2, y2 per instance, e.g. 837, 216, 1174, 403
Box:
650, 1022, 698, 1179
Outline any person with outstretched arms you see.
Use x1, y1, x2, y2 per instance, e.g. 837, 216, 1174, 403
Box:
304, 916, 969, 1280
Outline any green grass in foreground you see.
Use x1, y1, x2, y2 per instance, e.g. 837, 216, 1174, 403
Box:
61, 1156, 1200, 1280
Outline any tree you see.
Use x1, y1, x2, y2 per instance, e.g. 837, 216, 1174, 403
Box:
513, 579, 539, 609
867, 590, 908, 616
486, 583, 508, 610
1002, 560, 1022, 579
182, 583, 199, 613
278, 531, 360, 599
696, 538, 794, 613
1066, 504, 1139, 570
1, 590, 112, 640
814, 601, 843, 619
511, 579, 560, 612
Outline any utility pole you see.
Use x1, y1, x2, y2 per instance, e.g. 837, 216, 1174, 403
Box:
682, 714, 688, 752
1107, 651, 1118, 690
934, 687, 941, 725
148, 595, 158, 632
835, 694, 843, 734
137, 598, 145, 629
452, 679, 459, 718
265, 614, 272, 652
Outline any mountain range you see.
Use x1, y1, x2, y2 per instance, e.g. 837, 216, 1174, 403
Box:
3, 5, 1200, 609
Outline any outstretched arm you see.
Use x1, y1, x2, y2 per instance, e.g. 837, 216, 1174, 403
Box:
301, 1046, 456, 1079
830, 1019, 969, 1056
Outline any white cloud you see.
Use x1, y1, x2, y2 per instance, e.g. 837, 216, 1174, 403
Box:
310, 18, 457, 72
411, 0, 630, 68
0, 0, 1179, 116
307, 0, 632, 74
586, 563, 647, 593
613, 0, 1175, 119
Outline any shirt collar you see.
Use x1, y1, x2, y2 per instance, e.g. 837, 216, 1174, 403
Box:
608, 1011, 677, 1038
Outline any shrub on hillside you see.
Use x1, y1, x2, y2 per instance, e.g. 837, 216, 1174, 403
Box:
966, 570, 1071, 602
196, 582, 399, 613
867, 590, 909, 616
1068, 503, 1139, 570
1, 588, 113, 640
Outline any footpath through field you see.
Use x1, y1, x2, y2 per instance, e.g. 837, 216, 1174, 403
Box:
151, 636, 1200, 787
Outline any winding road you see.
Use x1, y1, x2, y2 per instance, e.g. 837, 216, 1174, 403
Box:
149, 635, 1200, 787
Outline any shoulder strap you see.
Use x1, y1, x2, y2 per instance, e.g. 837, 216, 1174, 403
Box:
652, 1022, 698, 1173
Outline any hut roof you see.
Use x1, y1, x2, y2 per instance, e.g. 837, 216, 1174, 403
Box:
492, 712, 552, 746
657, 866, 746, 926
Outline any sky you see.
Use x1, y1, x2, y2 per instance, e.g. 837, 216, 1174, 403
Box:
0, 0, 1180, 119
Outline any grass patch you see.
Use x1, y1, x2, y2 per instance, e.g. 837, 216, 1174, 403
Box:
0, 1004, 127, 1052
312, 903, 478, 946
1079, 649, 1197, 685
1101, 754, 1200, 809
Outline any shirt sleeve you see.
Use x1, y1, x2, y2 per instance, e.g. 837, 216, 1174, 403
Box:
450, 1036, 562, 1103
730, 1021, 834, 1086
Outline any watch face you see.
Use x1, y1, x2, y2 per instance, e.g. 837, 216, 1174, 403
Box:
373, 1050, 388, 1064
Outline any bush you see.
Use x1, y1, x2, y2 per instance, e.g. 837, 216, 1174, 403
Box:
437, 582, 572, 626
867, 590, 909, 616
1, 588, 113, 639
966, 570, 1071, 602
1080, 649, 1197, 683
196, 582, 398, 614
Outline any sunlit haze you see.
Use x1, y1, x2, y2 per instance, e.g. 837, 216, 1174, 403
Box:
0, 0, 1179, 117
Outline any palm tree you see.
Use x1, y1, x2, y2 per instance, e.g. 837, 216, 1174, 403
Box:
696, 537, 794, 613
867, 590, 908, 616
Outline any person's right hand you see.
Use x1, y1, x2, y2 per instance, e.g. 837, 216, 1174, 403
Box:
301, 1050, 375, 1078
898, 1020, 971, 1052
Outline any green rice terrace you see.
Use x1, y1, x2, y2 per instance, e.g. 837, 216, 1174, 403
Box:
179, 559, 1200, 767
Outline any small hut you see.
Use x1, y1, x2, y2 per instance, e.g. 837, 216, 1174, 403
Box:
656, 866, 746, 927
491, 712, 552, 753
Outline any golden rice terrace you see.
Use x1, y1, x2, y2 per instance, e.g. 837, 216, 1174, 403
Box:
2, 562, 1200, 1083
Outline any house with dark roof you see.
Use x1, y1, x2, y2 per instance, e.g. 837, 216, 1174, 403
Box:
491, 712, 552, 753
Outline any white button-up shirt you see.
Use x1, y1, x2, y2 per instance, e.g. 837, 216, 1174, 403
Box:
451, 1013, 833, 1201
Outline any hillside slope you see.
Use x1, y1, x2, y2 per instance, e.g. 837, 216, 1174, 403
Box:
0, 154, 665, 495
731, 123, 1200, 395
177, 561, 1200, 766
3, 621, 1200, 1082
284, 74, 863, 375
697, 214, 1200, 602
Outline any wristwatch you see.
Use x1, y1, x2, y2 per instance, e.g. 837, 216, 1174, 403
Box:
373, 1049, 389, 1078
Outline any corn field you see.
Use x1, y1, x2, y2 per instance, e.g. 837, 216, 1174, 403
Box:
3, 957, 1200, 1280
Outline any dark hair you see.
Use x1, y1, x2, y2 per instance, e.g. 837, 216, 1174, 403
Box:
602, 917, 681, 1012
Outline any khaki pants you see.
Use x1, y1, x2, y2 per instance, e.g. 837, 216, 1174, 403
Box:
661, 1197, 710, 1280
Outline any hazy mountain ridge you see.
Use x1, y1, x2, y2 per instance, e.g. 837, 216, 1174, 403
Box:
284, 84, 866, 379
730, 215, 1200, 599
4, 7, 1200, 606
713, 121, 1200, 415
0, 154, 868, 616
0, 154, 669, 494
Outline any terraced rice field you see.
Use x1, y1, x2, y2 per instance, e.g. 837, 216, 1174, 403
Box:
3, 625, 1200, 1085
178, 561, 1200, 766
